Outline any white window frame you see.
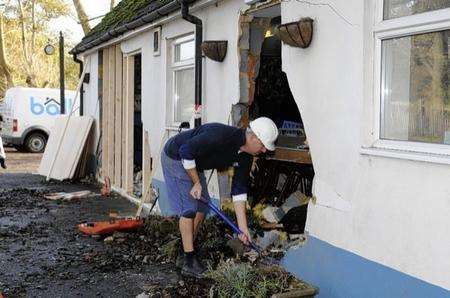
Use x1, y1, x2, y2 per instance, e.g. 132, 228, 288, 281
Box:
363, 2, 450, 163
167, 34, 195, 127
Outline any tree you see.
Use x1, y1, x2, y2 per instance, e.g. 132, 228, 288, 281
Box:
72, 0, 90, 35
0, 12, 14, 96
0, 0, 79, 98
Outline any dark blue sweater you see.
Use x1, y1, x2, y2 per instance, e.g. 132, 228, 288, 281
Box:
164, 123, 253, 198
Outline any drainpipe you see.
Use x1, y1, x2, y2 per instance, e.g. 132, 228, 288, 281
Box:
72, 54, 84, 116
180, 0, 202, 128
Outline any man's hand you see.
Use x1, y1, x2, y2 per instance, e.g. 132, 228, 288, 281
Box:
238, 227, 251, 246
234, 200, 251, 246
190, 181, 202, 200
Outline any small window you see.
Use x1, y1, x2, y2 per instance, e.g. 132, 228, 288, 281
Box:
174, 38, 195, 63
153, 27, 161, 56
174, 68, 195, 123
383, 0, 450, 20
169, 34, 195, 126
380, 30, 450, 145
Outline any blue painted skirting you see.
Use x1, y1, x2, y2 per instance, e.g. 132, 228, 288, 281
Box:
282, 237, 449, 298
153, 178, 449, 297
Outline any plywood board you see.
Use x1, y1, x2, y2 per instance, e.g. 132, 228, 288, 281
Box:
38, 116, 94, 180
114, 46, 123, 188
270, 148, 312, 164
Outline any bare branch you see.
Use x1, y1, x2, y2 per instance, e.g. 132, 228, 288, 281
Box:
72, 0, 91, 35
0, 12, 14, 94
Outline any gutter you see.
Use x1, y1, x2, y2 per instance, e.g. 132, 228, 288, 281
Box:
72, 0, 218, 58
72, 54, 84, 116
180, 0, 203, 127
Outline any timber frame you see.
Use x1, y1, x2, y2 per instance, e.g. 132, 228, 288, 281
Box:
101, 45, 151, 196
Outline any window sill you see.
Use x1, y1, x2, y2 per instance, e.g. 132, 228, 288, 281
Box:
165, 126, 180, 132
360, 146, 450, 165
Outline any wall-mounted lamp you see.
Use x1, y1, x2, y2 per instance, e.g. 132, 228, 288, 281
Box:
201, 40, 228, 62
276, 18, 314, 48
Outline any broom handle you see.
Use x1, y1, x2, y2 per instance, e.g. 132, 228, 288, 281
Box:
200, 200, 261, 252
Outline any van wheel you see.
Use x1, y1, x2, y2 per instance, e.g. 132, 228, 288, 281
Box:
25, 132, 47, 153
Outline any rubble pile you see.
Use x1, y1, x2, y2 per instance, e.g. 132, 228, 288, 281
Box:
0, 185, 316, 297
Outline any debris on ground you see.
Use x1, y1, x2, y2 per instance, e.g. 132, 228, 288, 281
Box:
1, 175, 316, 297
101, 176, 111, 197
44, 190, 93, 201
134, 170, 143, 198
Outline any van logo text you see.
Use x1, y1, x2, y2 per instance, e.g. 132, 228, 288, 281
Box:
30, 97, 73, 116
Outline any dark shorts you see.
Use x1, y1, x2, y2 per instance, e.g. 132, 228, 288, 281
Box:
161, 149, 210, 217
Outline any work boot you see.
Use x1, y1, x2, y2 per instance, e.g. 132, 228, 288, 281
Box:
181, 252, 206, 279
0, 157, 6, 169
176, 251, 185, 269
176, 243, 185, 269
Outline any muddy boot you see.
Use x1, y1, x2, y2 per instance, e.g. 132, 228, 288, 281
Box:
176, 247, 185, 269
0, 157, 6, 169
181, 252, 205, 279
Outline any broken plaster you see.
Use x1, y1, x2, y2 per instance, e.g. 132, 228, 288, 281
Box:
237, 10, 273, 105
312, 178, 351, 212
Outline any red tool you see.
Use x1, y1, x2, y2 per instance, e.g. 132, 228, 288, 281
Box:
78, 217, 144, 235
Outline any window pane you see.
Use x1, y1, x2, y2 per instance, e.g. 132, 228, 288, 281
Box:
174, 68, 195, 123
384, 0, 450, 20
175, 39, 195, 62
381, 30, 450, 145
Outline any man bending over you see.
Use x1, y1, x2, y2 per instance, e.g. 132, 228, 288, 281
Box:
161, 117, 278, 278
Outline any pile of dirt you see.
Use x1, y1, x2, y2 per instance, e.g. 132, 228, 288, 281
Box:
88, 215, 315, 297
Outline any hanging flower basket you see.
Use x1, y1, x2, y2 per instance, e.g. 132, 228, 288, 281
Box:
201, 40, 228, 62
276, 18, 314, 48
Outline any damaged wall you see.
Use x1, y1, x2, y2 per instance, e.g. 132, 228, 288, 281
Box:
281, 0, 450, 294
76, 0, 449, 294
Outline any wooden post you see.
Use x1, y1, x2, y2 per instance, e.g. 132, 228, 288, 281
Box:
101, 48, 110, 179
114, 46, 123, 187
108, 45, 116, 183
143, 130, 151, 199
122, 56, 127, 190
124, 55, 135, 194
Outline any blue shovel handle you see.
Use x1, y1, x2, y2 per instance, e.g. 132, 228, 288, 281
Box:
200, 200, 261, 253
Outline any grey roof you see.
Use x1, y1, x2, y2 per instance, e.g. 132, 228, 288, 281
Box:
71, 0, 185, 55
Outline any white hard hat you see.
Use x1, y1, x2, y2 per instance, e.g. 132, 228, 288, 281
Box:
249, 117, 279, 151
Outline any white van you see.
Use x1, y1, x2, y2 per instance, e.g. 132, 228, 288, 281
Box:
0, 87, 77, 153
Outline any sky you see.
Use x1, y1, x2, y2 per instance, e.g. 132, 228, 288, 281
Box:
48, 0, 114, 44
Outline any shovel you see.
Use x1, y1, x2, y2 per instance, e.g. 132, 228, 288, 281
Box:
200, 200, 280, 266
199, 199, 262, 252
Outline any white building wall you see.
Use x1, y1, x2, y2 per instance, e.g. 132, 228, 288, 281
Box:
81, 53, 100, 149
282, 0, 450, 289
119, 0, 247, 184
77, 0, 450, 290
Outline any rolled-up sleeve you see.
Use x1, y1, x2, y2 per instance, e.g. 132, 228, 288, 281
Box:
231, 153, 253, 202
